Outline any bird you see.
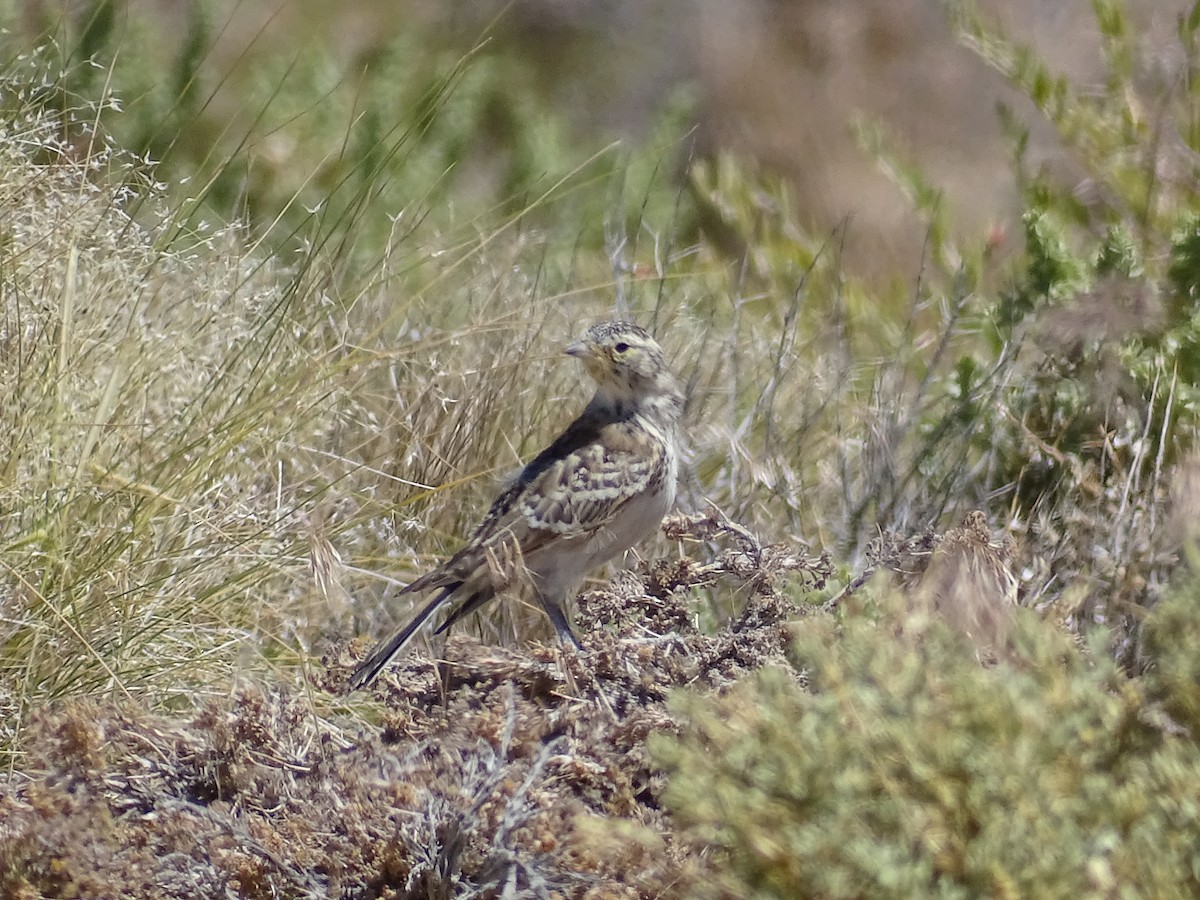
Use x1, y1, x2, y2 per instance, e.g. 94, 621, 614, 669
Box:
347, 320, 686, 690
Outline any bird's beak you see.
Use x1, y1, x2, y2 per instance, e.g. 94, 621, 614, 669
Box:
566, 338, 608, 380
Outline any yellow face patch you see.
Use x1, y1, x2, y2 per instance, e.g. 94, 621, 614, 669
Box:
581, 350, 613, 382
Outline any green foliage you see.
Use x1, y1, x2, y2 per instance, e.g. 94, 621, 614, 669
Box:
3, 2, 695, 280
996, 206, 1089, 329
678, 0, 1200, 563
1095, 222, 1140, 278
686, 153, 821, 287
835, 4, 1200, 651
1169, 213, 1200, 317
656, 589, 1200, 898
951, 0, 1181, 233
951, 201, 1200, 519
1142, 561, 1200, 737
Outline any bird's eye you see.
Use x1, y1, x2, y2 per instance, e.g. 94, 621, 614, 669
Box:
614, 342, 630, 354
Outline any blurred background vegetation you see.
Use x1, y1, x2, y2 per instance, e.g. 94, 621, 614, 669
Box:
6, 0, 1200, 895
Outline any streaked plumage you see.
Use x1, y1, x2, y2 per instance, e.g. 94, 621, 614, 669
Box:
348, 321, 685, 689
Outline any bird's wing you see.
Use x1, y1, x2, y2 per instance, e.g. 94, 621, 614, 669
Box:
441, 417, 668, 575
519, 423, 667, 539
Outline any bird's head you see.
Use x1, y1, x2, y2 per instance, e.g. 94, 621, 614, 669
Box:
566, 321, 682, 414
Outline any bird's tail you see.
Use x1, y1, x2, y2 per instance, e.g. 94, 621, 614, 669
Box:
347, 587, 453, 690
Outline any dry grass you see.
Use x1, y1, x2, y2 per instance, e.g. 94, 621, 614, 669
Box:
0, 57, 331, 717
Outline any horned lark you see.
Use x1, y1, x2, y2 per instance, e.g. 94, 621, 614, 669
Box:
348, 321, 685, 689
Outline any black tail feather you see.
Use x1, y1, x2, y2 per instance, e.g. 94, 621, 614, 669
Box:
433, 588, 492, 637
349, 582, 576, 690
348, 586, 456, 690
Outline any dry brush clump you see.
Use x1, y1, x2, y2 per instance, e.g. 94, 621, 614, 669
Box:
1, 511, 832, 899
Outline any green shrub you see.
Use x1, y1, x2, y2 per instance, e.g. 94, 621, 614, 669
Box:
655, 588, 1200, 898
1142, 562, 1200, 738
